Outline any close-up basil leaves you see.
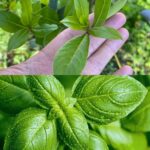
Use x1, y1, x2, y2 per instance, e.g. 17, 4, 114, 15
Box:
0, 75, 150, 150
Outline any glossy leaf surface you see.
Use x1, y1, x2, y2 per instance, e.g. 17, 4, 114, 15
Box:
121, 87, 150, 132
27, 76, 89, 149
4, 108, 58, 150
89, 131, 109, 150
57, 107, 89, 150
72, 76, 147, 124
26, 76, 65, 109
95, 124, 148, 150
0, 76, 39, 114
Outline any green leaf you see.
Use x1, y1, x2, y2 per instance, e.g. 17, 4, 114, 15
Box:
0, 10, 23, 33
89, 131, 109, 150
95, 124, 148, 150
61, 16, 88, 30
8, 29, 29, 51
26, 76, 89, 149
49, 0, 58, 10
64, 0, 74, 17
41, 0, 49, 5
0, 76, 40, 114
26, 76, 66, 110
89, 26, 122, 39
40, 6, 59, 24
43, 29, 60, 46
57, 107, 89, 149
93, 0, 111, 27
4, 108, 58, 150
31, 1, 42, 26
20, 0, 33, 26
107, 0, 127, 19
121, 87, 150, 132
0, 111, 14, 139
72, 76, 147, 124
73, 0, 89, 25
53, 35, 90, 75
33, 24, 58, 38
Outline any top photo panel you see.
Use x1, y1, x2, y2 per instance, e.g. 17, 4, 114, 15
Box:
0, 0, 149, 75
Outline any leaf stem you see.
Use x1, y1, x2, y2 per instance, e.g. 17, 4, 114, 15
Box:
114, 54, 122, 69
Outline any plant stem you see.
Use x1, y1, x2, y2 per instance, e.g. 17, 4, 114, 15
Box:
114, 54, 122, 69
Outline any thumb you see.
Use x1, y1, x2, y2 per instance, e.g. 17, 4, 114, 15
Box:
114, 65, 133, 75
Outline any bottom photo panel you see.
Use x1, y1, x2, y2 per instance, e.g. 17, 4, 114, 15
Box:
0, 75, 150, 150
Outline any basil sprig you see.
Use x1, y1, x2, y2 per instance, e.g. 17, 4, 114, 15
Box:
54, 0, 128, 75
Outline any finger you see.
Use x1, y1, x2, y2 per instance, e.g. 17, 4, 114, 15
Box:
42, 13, 126, 60
88, 12, 126, 57
0, 65, 27, 75
82, 28, 129, 75
114, 65, 133, 75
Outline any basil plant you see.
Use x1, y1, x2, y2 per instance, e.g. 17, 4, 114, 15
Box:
0, 75, 150, 150
0, 0, 127, 74
53, 0, 127, 75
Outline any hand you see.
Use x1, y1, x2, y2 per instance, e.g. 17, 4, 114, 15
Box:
0, 13, 133, 75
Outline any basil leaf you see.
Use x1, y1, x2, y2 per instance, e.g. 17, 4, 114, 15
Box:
121, 87, 150, 132
33, 24, 58, 38
57, 107, 89, 149
95, 124, 147, 150
89, 131, 109, 150
8, 29, 29, 51
40, 7, 59, 24
4, 108, 58, 150
43, 29, 60, 45
26, 76, 66, 109
31, 1, 42, 26
73, 0, 89, 26
61, 16, 88, 30
72, 76, 147, 124
20, 0, 33, 26
27, 76, 88, 149
0, 76, 39, 114
107, 0, 127, 19
89, 26, 122, 39
57, 144, 65, 150
93, 0, 111, 27
0, 111, 14, 139
64, 0, 74, 17
0, 10, 23, 33
53, 35, 90, 75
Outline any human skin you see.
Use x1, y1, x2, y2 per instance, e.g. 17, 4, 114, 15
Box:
0, 13, 133, 75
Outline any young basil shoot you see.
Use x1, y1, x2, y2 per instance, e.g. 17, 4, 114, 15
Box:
53, 0, 127, 75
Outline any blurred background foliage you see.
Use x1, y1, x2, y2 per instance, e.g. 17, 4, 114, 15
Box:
103, 0, 150, 74
0, 0, 150, 74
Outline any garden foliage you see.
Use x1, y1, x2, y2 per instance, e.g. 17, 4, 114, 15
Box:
0, 0, 127, 74
0, 75, 150, 149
